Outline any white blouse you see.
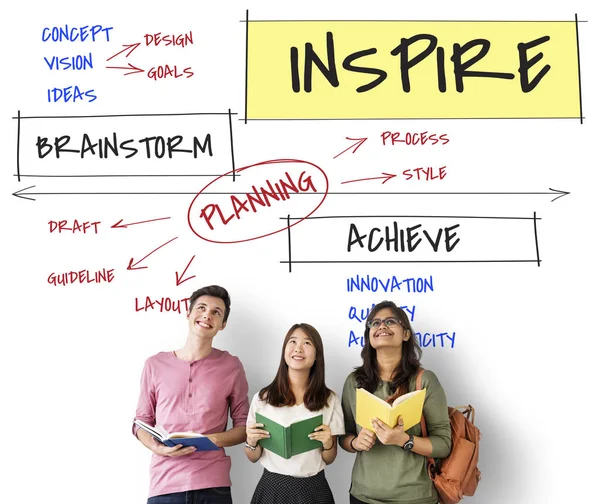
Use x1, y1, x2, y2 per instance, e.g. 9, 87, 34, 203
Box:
247, 391, 345, 477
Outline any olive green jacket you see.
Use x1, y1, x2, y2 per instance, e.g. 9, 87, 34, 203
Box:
342, 370, 451, 504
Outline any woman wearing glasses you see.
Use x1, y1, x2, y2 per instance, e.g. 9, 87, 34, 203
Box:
340, 301, 451, 504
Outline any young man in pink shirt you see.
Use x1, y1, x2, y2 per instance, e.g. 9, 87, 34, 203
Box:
133, 285, 249, 504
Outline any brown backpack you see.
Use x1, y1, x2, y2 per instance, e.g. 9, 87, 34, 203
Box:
416, 369, 481, 504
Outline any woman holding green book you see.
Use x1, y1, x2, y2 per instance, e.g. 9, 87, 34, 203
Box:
245, 323, 344, 504
340, 301, 452, 504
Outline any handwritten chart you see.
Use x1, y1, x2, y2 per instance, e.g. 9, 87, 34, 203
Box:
2, 2, 597, 503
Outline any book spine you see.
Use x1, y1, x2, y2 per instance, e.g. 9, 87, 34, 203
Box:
285, 426, 292, 459
388, 409, 396, 428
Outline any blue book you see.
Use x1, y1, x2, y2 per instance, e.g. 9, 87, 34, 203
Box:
134, 419, 220, 451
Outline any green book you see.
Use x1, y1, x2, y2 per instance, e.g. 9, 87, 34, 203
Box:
256, 412, 324, 459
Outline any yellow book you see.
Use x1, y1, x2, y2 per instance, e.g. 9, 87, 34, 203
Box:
356, 387, 426, 432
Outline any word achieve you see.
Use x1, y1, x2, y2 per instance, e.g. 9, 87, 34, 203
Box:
348, 223, 460, 252
49, 220, 100, 234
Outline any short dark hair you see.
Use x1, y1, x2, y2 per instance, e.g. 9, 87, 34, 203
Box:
188, 285, 231, 322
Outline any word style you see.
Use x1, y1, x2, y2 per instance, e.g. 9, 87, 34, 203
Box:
402, 166, 447, 181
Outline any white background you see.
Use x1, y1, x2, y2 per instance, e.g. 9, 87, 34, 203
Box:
1, 1, 598, 503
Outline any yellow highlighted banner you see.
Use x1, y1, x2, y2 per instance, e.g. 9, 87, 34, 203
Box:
247, 21, 580, 119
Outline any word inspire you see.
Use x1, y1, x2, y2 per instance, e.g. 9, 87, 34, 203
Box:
291, 32, 550, 93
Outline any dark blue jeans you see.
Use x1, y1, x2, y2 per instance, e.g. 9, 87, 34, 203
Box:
147, 487, 232, 504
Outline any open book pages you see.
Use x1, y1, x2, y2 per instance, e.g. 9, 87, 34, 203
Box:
391, 389, 424, 407
356, 387, 426, 431
134, 420, 203, 440
169, 432, 206, 439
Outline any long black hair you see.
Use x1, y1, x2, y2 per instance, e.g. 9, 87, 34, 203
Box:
260, 323, 332, 411
354, 301, 422, 400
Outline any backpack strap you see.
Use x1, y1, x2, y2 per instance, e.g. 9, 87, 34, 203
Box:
415, 368, 437, 480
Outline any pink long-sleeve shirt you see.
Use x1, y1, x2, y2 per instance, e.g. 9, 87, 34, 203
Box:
133, 349, 249, 498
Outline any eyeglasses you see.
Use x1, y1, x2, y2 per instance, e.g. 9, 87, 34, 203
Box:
366, 317, 403, 329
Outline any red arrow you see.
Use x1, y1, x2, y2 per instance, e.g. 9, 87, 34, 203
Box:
106, 42, 141, 61
111, 217, 171, 229
341, 172, 397, 185
175, 255, 196, 286
127, 237, 178, 271
106, 63, 144, 75
333, 137, 368, 159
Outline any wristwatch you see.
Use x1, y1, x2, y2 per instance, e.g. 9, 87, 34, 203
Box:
402, 434, 414, 451
245, 441, 257, 451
